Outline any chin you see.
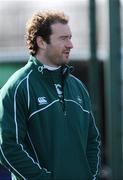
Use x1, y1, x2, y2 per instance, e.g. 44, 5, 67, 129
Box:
64, 58, 70, 64
60, 60, 68, 66
58, 56, 70, 66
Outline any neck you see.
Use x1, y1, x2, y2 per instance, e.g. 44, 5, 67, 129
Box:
35, 53, 58, 68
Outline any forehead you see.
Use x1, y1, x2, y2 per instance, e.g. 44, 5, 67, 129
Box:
51, 23, 72, 36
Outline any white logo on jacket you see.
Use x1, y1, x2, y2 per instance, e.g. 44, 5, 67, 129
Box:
38, 97, 48, 105
77, 96, 82, 104
54, 84, 62, 96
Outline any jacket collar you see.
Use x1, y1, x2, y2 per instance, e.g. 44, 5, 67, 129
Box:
29, 55, 73, 78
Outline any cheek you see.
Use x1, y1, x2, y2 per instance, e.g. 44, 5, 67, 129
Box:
54, 45, 63, 54
47, 47, 61, 58
47, 43, 64, 56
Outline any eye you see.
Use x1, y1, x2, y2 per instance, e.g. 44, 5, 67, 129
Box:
61, 36, 67, 40
60, 35, 72, 42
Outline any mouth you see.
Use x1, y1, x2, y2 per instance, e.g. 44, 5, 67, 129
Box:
63, 51, 70, 58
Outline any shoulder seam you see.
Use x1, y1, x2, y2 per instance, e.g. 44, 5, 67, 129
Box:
70, 75, 89, 97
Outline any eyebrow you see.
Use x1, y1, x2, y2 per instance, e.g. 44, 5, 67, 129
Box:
59, 35, 72, 38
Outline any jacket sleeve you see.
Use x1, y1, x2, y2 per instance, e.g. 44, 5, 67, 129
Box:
86, 111, 101, 179
0, 84, 52, 180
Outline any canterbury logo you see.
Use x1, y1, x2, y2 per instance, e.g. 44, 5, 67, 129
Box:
54, 84, 62, 95
38, 97, 48, 105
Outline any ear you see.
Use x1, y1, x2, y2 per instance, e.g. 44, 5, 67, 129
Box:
36, 36, 47, 50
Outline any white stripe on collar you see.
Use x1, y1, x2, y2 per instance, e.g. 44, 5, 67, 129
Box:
43, 64, 61, 71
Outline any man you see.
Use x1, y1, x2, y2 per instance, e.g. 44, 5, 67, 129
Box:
0, 10, 100, 180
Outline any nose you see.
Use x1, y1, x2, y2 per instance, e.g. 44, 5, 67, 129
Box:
69, 40, 73, 49
66, 39, 73, 49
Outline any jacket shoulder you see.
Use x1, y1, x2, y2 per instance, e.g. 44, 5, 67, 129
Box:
69, 74, 91, 111
69, 75, 90, 97
0, 62, 33, 97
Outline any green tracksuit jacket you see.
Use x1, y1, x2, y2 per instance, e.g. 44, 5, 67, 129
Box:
0, 56, 100, 180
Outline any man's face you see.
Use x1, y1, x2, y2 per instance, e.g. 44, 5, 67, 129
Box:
44, 23, 73, 67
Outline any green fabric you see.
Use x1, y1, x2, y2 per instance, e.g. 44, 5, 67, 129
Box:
0, 56, 100, 180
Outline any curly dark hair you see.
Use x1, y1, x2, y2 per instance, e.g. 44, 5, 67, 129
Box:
25, 10, 69, 56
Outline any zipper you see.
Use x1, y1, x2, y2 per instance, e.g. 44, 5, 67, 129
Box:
38, 64, 68, 116
59, 98, 67, 116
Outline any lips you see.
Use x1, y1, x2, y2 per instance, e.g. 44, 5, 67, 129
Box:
65, 52, 69, 54
63, 52, 69, 57
62, 49, 71, 59
63, 51, 70, 55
